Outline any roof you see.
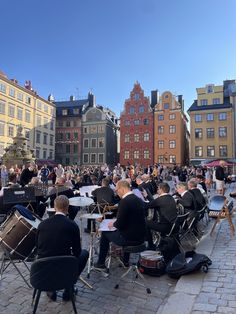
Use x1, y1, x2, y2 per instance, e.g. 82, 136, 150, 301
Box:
188, 99, 232, 112
54, 99, 89, 116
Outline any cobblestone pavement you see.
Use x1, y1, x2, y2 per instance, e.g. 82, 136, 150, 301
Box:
1, 187, 236, 314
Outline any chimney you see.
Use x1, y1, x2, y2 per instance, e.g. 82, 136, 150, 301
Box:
48, 94, 54, 102
10, 78, 18, 84
70, 95, 75, 101
178, 95, 184, 110
88, 92, 96, 107
150, 90, 159, 109
25, 80, 33, 91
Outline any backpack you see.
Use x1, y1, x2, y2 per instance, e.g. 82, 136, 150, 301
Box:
166, 250, 212, 279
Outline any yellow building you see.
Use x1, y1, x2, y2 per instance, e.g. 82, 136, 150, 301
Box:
0, 71, 55, 161
188, 82, 235, 163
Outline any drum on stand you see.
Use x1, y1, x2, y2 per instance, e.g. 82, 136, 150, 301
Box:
138, 250, 166, 276
0, 210, 41, 260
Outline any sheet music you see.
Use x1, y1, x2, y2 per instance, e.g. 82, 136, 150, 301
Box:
98, 219, 117, 232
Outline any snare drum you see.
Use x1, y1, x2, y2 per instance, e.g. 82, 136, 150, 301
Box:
139, 250, 165, 269
0, 210, 41, 259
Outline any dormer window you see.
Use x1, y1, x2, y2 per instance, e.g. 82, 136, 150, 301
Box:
206, 84, 214, 93
134, 93, 140, 100
62, 109, 68, 116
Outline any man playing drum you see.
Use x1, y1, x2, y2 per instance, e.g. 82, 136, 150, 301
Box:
94, 180, 146, 269
36, 195, 89, 301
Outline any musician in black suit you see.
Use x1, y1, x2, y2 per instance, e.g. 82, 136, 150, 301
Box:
36, 195, 89, 301
145, 182, 177, 249
187, 179, 206, 211
176, 182, 197, 216
95, 180, 146, 269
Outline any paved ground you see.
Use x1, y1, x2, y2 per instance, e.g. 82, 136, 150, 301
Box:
0, 187, 236, 314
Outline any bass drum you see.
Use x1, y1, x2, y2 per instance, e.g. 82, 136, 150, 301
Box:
0, 210, 41, 260
138, 250, 166, 277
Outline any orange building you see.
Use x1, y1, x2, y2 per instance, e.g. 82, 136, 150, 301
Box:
154, 91, 189, 166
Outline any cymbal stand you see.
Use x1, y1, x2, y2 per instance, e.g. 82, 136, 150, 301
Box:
87, 220, 102, 278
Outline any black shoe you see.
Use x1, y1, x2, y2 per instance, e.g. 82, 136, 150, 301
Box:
94, 262, 106, 270
46, 291, 57, 301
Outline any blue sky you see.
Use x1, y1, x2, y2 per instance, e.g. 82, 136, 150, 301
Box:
1, 0, 236, 116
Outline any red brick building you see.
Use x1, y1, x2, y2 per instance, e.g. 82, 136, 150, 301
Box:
120, 82, 154, 167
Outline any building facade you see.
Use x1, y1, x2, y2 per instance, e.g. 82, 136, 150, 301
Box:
154, 91, 189, 166
0, 71, 55, 161
188, 81, 235, 163
120, 82, 154, 167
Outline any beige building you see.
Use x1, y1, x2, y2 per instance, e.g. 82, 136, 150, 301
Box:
188, 81, 235, 163
0, 70, 55, 161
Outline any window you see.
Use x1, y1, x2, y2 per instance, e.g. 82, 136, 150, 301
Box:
66, 133, 70, 140
84, 127, 88, 134
158, 126, 164, 134
206, 85, 214, 93
207, 113, 214, 121
200, 99, 208, 106
219, 145, 227, 157
44, 104, 48, 113
49, 150, 53, 159
134, 93, 140, 100
144, 133, 149, 141
62, 109, 68, 116
144, 150, 150, 159
73, 144, 78, 153
91, 153, 96, 163
134, 119, 140, 125
169, 140, 176, 149
98, 138, 104, 148
74, 132, 78, 140
17, 92, 23, 101
134, 134, 139, 142
8, 125, 14, 137
134, 150, 139, 159
0, 122, 4, 136
195, 128, 203, 139
213, 98, 220, 105
91, 138, 97, 148
9, 88, 15, 97
73, 120, 77, 127
158, 140, 164, 149
42, 149, 46, 159
0, 83, 6, 93
90, 126, 97, 133
219, 127, 227, 137
158, 155, 164, 163
0, 101, 5, 114
129, 106, 135, 114
169, 114, 175, 120
164, 103, 169, 109
37, 101, 42, 110
83, 154, 89, 163
98, 153, 104, 163
124, 120, 130, 126
169, 125, 176, 134
83, 139, 89, 148
44, 118, 48, 128
25, 110, 30, 123
124, 151, 129, 159
124, 134, 130, 142
195, 146, 203, 157
207, 146, 215, 157
206, 128, 214, 138
36, 132, 41, 144
158, 115, 164, 121
66, 120, 70, 127
139, 105, 144, 113
169, 155, 176, 163
36, 148, 40, 159
43, 133, 48, 145
57, 133, 63, 141
66, 144, 70, 153
219, 112, 227, 121
143, 119, 149, 125
17, 107, 23, 120
195, 114, 202, 122
73, 108, 80, 114
26, 96, 31, 104
98, 125, 105, 133
50, 120, 54, 130
50, 135, 53, 146
58, 121, 63, 127
36, 115, 41, 126
8, 105, 15, 117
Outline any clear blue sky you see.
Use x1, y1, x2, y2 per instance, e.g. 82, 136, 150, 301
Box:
1, 0, 236, 116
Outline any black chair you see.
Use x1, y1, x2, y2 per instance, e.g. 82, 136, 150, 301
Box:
30, 256, 79, 314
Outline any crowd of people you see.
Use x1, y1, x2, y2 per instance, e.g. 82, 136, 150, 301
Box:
0, 160, 234, 302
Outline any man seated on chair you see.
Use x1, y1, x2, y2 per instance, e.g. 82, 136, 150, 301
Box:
36, 195, 89, 301
144, 182, 177, 250
95, 180, 146, 269
187, 178, 207, 211
175, 182, 197, 218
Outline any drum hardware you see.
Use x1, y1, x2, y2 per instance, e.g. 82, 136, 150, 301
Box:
0, 209, 41, 287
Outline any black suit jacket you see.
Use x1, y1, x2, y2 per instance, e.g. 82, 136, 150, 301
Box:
113, 193, 146, 243
189, 188, 206, 211
145, 194, 177, 224
92, 186, 115, 204
36, 214, 81, 259
178, 191, 197, 212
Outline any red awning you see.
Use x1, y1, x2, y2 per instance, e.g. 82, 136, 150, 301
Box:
204, 160, 234, 167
